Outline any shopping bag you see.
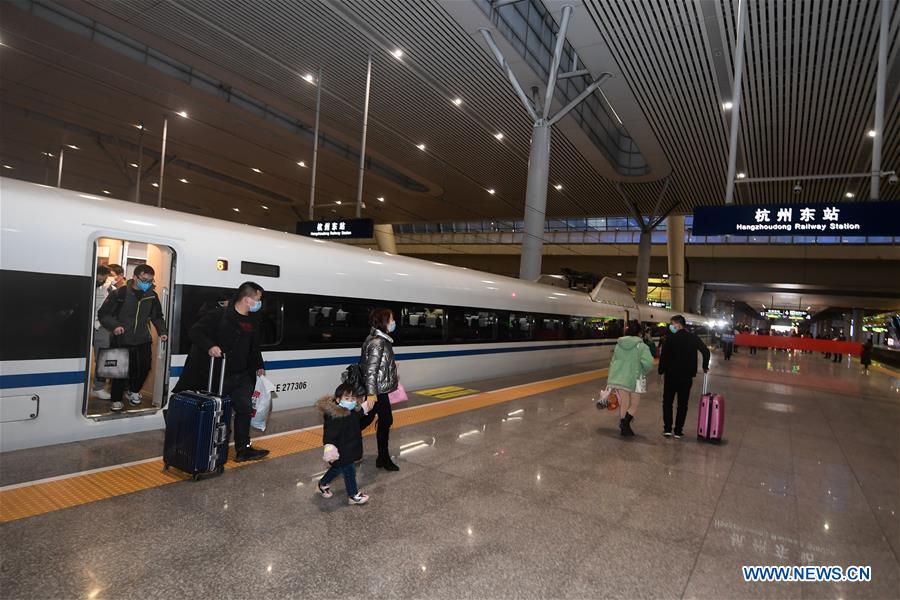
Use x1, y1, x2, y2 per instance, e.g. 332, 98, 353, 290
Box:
635, 374, 648, 394
596, 386, 615, 410
96, 347, 129, 379
388, 383, 408, 405
323, 444, 340, 464
250, 375, 276, 431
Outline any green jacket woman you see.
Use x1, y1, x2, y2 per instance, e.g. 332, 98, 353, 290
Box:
608, 335, 655, 392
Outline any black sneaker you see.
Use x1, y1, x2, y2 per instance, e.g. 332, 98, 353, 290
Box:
376, 456, 400, 471
662, 430, 673, 438
673, 431, 684, 439
235, 446, 270, 462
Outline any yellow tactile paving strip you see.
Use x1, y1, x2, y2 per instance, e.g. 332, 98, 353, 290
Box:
0, 368, 605, 524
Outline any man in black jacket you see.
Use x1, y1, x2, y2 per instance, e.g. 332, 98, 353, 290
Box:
172, 282, 269, 462
658, 315, 710, 438
98, 264, 168, 412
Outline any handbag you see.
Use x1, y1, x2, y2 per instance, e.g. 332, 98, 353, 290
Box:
635, 374, 648, 394
388, 383, 408, 405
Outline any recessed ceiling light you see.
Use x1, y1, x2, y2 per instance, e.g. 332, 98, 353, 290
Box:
102, 190, 110, 194
179, 178, 189, 183
737, 172, 747, 179
66, 144, 80, 150
867, 129, 877, 138
133, 124, 144, 130
416, 143, 426, 151
377, 196, 385, 202
335, 200, 342, 205
251, 167, 262, 173
494, 132, 504, 140
554, 184, 563, 190
42, 152, 55, 157
2, 164, 12, 169
297, 161, 307, 167
303, 74, 315, 83
391, 49, 404, 59
845, 192, 855, 198
129, 163, 139, 168
151, 182, 159, 187
487, 188, 495, 194
233, 207, 240, 212
663, 273, 669, 278
616, 272, 623, 276
722, 101, 733, 110
176, 110, 189, 118
453, 97, 462, 106
262, 205, 269, 210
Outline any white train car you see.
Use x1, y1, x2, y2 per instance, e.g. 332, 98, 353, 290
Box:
2, 179, 659, 451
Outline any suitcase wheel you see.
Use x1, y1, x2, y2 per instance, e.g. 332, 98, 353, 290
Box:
191, 473, 201, 481
217, 466, 225, 475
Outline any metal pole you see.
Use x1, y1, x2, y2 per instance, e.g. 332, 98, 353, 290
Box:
542, 5, 572, 119
56, 148, 64, 188
309, 67, 322, 220
479, 29, 538, 120
737, 170, 895, 184
871, 0, 890, 200
157, 117, 168, 208
635, 229, 652, 304
519, 122, 551, 281
356, 53, 372, 218
135, 121, 144, 203
724, 0, 749, 204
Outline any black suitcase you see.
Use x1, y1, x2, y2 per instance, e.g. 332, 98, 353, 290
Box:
163, 356, 232, 480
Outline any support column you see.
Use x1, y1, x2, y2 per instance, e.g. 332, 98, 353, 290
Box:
667, 215, 685, 312
871, 0, 890, 200
724, 0, 749, 204
374, 224, 398, 254
519, 122, 551, 281
851, 308, 864, 343
634, 229, 652, 303
685, 282, 704, 313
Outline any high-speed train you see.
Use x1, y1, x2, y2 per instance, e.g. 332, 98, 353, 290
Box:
0, 178, 707, 452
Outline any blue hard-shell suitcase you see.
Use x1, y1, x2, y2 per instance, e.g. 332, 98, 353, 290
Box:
163, 356, 232, 480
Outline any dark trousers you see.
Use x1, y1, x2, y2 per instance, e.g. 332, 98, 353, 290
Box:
223, 372, 255, 451
663, 376, 693, 434
723, 342, 734, 360
833, 353, 843, 363
750, 346, 758, 355
360, 393, 393, 459
111, 342, 152, 402
320, 464, 358, 497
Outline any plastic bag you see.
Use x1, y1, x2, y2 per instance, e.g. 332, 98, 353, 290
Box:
596, 387, 619, 411
388, 383, 408, 405
323, 444, 339, 464
250, 375, 276, 431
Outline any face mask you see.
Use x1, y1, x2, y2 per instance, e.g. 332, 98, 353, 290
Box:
249, 300, 262, 313
387, 321, 396, 333
338, 399, 357, 410
136, 280, 152, 292
669, 324, 678, 334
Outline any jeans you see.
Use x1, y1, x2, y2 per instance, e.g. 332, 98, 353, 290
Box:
360, 393, 393, 458
320, 463, 358, 497
110, 342, 152, 402
663, 376, 693, 434
223, 372, 255, 451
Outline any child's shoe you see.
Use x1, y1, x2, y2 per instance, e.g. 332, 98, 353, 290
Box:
317, 482, 333, 498
348, 492, 369, 505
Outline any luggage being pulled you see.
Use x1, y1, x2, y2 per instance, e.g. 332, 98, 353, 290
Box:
163, 355, 232, 480
697, 373, 725, 442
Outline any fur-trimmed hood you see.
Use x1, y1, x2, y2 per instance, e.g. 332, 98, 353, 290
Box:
316, 395, 353, 418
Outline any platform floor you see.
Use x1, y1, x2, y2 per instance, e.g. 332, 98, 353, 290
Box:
1, 350, 898, 599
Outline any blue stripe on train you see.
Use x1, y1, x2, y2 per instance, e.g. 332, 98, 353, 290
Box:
1, 340, 615, 389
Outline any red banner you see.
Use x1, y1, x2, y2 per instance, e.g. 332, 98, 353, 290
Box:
734, 334, 863, 356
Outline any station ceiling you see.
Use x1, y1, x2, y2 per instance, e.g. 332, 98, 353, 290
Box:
1, 0, 899, 232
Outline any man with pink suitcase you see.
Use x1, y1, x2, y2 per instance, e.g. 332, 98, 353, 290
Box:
658, 315, 710, 439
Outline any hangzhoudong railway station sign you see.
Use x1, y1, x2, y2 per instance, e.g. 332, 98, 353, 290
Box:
692, 202, 900, 236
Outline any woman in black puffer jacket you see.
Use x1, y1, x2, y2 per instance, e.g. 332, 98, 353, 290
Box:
359, 307, 400, 471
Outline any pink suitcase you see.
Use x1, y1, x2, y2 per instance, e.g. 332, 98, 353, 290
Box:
697, 373, 725, 442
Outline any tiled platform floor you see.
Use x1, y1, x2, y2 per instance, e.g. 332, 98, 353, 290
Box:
1, 350, 898, 599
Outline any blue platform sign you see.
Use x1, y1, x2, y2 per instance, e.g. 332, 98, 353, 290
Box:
692, 202, 900, 236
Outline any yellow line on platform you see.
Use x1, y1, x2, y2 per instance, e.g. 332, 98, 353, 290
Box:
0, 368, 606, 523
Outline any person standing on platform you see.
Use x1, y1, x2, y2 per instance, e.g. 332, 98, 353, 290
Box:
833, 335, 845, 363
360, 308, 400, 471
607, 321, 655, 436
107, 263, 126, 289
658, 315, 710, 439
860, 339, 873, 374
91, 265, 114, 400
172, 281, 269, 462
721, 329, 735, 361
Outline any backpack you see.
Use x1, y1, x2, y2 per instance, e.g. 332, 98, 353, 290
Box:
341, 362, 367, 397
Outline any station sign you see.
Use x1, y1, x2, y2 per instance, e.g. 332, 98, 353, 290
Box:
692, 202, 900, 236
759, 309, 810, 321
296, 218, 375, 239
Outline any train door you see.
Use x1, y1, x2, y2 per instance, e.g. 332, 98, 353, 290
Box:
85, 237, 176, 418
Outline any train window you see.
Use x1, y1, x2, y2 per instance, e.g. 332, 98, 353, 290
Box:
536, 314, 568, 340
447, 308, 498, 343
307, 298, 374, 346
86, 238, 175, 419
241, 261, 280, 278
583, 317, 622, 339
502, 312, 534, 341
568, 317, 588, 339
398, 305, 445, 344
258, 296, 284, 347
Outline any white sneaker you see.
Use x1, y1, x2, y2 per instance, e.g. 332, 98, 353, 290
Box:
127, 392, 143, 406
348, 492, 369, 505
93, 389, 111, 400
110, 401, 125, 411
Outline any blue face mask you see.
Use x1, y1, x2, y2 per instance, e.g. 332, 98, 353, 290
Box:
136, 280, 152, 292
669, 324, 678, 334
338, 399, 357, 411
387, 321, 396, 333
249, 300, 262, 313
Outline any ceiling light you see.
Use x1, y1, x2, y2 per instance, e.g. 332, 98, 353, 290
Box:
722, 101, 733, 110
2, 164, 12, 169
179, 178, 188, 183
845, 192, 854, 198
663, 273, 669, 278
262, 205, 269, 210
251, 167, 262, 173
303, 73, 315, 83
102, 190, 110, 194
453, 97, 462, 106
737, 172, 746, 179
133, 124, 144, 130
494, 132, 504, 140
297, 161, 307, 167
176, 110, 189, 118
391, 49, 404, 59
416, 143, 426, 151
487, 188, 495, 194
616, 272, 623, 276
554, 184, 563, 190
66, 144, 80, 150
233, 207, 240, 212
42, 152, 55, 157
377, 196, 385, 202
151, 182, 159, 187
129, 163, 139, 168
867, 129, 876, 138
335, 200, 342, 205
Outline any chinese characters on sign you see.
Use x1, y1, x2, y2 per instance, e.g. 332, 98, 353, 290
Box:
295, 218, 375, 239
692, 202, 900, 236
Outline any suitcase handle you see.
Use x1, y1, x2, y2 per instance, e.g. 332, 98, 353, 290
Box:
702, 372, 709, 395
214, 423, 228, 445
208, 354, 227, 396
